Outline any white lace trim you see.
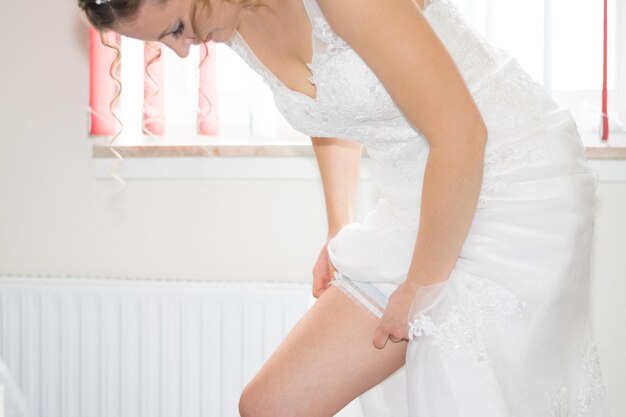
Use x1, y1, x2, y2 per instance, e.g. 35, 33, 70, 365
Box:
311, 17, 348, 56
478, 143, 547, 208
329, 272, 386, 319
473, 64, 552, 130
408, 275, 530, 364
425, 0, 502, 77
545, 337, 608, 417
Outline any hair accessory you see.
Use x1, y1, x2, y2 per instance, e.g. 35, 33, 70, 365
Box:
94, 0, 111, 5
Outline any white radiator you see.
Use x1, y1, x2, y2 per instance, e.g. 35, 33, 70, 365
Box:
0, 276, 313, 417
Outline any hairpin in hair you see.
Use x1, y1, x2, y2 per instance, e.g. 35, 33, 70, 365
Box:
94, 0, 111, 5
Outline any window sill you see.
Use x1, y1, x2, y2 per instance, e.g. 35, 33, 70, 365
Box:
92, 143, 626, 181
92, 144, 373, 180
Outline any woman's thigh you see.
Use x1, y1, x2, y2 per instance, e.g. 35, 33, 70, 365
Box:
238, 285, 408, 417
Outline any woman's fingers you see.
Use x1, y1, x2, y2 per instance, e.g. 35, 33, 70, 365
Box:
325, 244, 337, 278
373, 319, 407, 349
313, 244, 338, 298
312, 245, 334, 298
389, 334, 404, 343
372, 326, 389, 349
373, 291, 414, 349
312, 274, 328, 298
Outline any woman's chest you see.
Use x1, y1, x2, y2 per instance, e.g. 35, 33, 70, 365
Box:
273, 48, 404, 133
226, 3, 413, 139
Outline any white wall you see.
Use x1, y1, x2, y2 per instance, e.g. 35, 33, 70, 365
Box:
0, 0, 624, 415
0, 1, 380, 282
590, 183, 626, 417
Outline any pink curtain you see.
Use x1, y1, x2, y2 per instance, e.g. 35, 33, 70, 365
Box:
89, 28, 119, 136
601, 0, 609, 140
143, 42, 165, 137
198, 42, 219, 136
90, 34, 220, 139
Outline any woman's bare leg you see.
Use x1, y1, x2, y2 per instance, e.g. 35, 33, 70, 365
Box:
238, 285, 408, 417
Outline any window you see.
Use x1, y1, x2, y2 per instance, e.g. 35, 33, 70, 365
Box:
90, 0, 625, 153
454, 0, 625, 146
89, 32, 310, 155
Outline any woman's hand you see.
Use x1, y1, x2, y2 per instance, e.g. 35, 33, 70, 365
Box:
312, 238, 338, 298
372, 280, 447, 349
372, 281, 418, 348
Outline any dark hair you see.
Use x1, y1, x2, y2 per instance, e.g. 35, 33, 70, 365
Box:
77, 0, 210, 40
79, 0, 141, 31
77, 0, 257, 40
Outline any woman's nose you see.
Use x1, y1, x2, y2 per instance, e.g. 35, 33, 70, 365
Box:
161, 39, 191, 58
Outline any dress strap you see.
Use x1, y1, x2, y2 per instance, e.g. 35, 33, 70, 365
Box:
301, 0, 323, 23
224, 32, 282, 90
301, 0, 349, 55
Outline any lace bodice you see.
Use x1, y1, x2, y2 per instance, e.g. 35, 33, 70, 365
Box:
226, 0, 563, 205
226, 0, 559, 138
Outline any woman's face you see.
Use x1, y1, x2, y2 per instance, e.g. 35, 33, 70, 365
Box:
113, 0, 243, 57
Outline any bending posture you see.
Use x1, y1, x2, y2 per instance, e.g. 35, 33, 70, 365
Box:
78, 0, 612, 415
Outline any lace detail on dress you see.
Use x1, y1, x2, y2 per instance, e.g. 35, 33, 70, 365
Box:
227, 0, 556, 140
473, 65, 551, 130
311, 17, 349, 56
367, 142, 428, 182
477, 143, 546, 208
577, 340, 607, 414
426, 0, 557, 131
546, 337, 607, 417
305, 0, 350, 87
408, 275, 530, 364
425, 0, 502, 78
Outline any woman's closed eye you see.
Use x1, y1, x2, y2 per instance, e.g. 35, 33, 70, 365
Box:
171, 20, 185, 38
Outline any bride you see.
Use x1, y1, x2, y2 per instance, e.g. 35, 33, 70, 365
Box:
77, 0, 611, 415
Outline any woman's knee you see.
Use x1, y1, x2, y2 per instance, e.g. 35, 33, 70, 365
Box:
238, 380, 283, 417
238, 382, 260, 417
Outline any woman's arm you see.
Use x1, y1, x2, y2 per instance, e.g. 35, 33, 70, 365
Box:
318, 0, 487, 290
311, 136, 362, 239
310, 136, 362, 298
319, 0, 487, 347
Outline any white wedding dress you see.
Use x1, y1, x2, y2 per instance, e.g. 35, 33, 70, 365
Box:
226, 0, 611, 415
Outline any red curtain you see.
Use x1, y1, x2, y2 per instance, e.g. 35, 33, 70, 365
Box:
143, 42, 165, 137
89, 33, 220, 139
89, 28, 119, 136
198, 42, 219, 136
